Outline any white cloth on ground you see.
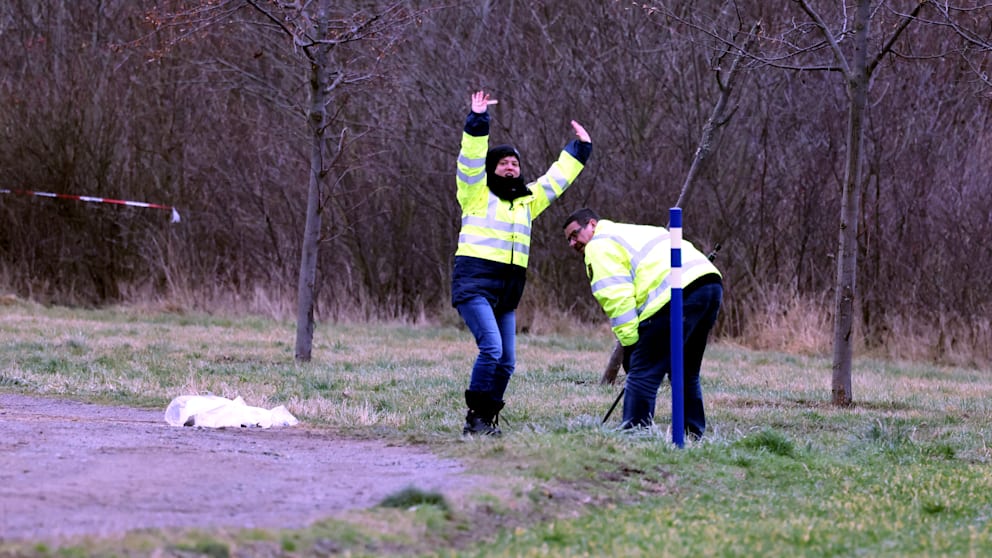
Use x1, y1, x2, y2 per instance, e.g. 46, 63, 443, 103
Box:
164, 395, 299, 428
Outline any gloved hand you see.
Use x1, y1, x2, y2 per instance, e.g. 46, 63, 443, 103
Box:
622, 344, 634, 372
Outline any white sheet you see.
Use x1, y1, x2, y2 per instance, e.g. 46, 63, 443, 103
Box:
164, 395, 299, 428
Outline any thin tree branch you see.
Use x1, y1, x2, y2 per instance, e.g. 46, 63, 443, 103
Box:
868, 1, 927, 76
675, 21, 760, 209
796, 0, 853, 77
920, 0, 992, 49
245, 0, 298, 39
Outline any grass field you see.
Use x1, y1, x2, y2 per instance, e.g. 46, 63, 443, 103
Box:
2, 299, 991, 557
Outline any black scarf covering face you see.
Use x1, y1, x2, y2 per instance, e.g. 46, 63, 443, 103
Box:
485, 144, 529, 201
488, 173, 531, 201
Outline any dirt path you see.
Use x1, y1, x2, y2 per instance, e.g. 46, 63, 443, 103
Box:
0, 393, 475, 543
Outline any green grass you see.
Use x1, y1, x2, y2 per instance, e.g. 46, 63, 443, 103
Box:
1, 301, 991, 556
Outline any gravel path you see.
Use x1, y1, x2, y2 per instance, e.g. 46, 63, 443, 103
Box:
0, 393, 473, 542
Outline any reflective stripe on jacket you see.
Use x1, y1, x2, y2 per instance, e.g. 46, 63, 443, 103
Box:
583, 219, 721, 347
455, 113, 585, 268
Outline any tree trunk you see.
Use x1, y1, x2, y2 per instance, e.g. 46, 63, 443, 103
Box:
601, 340, 624, 385
295, 0, 331, 362
830, 0, 870, 405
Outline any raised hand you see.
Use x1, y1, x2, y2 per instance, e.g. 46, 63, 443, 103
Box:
571, 120, 591, 143
471, 90, 497, 114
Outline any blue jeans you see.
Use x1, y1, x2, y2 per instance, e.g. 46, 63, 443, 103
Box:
457, 296, 516, 401
622, 282, 723, 436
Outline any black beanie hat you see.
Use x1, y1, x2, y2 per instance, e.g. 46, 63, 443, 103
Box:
485, 145, 521, 176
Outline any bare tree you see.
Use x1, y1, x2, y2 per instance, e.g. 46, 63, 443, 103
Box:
770, 0, 992, 404
600, 19, 760, 385
648, 0, 992, 404
813, 0, 876, 405
144, 0, 421, 361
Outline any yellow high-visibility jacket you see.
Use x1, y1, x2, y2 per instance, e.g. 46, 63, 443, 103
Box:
455, 113, 586, 269
584, 219, 721, 347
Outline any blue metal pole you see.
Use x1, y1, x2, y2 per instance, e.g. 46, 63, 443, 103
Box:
669, 208, 685, 448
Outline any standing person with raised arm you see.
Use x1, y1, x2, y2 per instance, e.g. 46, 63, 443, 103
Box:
453, 90, 591, 436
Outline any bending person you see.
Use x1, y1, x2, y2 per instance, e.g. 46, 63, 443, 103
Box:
563, 208, 722, 438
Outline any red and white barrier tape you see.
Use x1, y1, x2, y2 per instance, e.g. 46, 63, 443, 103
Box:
1, 188, 180, 223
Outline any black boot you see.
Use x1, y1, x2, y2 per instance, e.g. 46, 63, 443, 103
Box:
463, 390, 503, 436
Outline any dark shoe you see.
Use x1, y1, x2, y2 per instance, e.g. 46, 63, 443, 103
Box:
463, 410, 501, 436
462, 390, 504, 436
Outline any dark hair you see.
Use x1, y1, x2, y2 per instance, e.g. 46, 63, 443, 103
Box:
562, 208, 600, 230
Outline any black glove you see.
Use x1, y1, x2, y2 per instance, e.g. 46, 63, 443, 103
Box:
622, 344, 634, 372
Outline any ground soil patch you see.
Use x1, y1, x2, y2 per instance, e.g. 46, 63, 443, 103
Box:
0, 393, 475, 543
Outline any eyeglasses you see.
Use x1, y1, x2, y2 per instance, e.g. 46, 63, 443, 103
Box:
566, 223, 587, 244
